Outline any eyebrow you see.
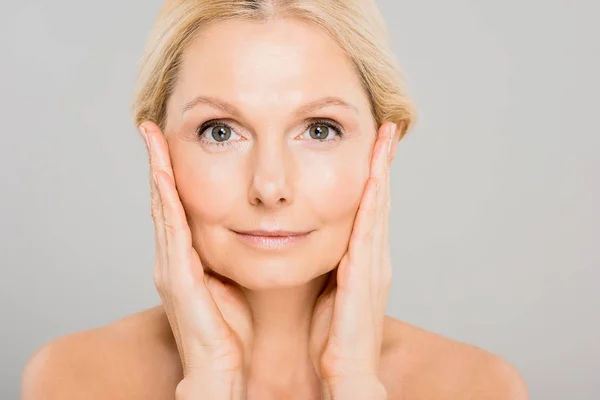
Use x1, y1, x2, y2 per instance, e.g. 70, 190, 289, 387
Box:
181, 95, 360, 117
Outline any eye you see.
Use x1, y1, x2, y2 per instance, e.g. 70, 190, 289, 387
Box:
299, 119, 344, 142
197, 121, 242, 145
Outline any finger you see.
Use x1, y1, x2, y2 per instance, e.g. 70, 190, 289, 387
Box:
141, 123, 194, 281
140, 124, 169, 289
382, 125, 395, 286
146, 123, 175, 182
369, 123, 393, 180
372, 124, 394, 289
372, 124, 394, 318
339, 176, 379, 295
151, 166, 169, 286
153, 168, 195, 284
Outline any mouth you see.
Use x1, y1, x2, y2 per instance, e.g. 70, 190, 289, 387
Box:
231, 229, 313, 249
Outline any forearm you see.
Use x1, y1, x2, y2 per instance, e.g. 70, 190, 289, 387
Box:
321, 376, 388, 400
175, 370, 247, 400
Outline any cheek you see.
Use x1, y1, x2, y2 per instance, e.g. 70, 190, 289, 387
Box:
300, 148, 371, 224
171, 150, 241, 225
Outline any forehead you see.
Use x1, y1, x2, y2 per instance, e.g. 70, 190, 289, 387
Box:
169, 18, 371, 119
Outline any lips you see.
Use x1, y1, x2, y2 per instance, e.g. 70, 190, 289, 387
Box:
231, 229, 313, 249
233, 230, 311, 237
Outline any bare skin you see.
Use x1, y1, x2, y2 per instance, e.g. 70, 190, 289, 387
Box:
22, 306, 527, 399
22, 15, 528, 400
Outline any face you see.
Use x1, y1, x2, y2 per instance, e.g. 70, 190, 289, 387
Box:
164, 18, 377, 290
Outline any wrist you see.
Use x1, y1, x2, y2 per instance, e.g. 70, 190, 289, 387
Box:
321, 376, 387, 400
176, 369, 247, 400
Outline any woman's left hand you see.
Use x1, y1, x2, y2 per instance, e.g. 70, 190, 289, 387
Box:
309, 122, 397, 398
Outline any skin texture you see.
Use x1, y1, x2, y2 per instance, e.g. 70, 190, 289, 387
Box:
21, 17, 529, 400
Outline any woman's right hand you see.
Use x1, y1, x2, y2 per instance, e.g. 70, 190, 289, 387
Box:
138, 122, 253, 398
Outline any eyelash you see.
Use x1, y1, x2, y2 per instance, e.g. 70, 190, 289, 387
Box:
196, 118, 345, 147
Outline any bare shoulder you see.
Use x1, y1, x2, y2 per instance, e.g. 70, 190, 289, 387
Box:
21, 306, 181, 400
380, 316, 529, 400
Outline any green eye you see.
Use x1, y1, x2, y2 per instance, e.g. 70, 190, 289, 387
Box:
303, 119, 344, 141
197, 121, 242, 146
211, 125, 232, 142
308, 125, 331, 140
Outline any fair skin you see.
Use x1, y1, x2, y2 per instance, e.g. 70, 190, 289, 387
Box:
21, 18, 529, 400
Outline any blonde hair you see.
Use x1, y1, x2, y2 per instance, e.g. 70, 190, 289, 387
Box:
130, 0, 417, 140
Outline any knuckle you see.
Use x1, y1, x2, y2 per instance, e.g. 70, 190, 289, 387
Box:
151, 203, 160, 220
150, 194, 161, 220
164, 220, 178, 236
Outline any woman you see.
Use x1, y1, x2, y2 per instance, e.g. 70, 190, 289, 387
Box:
22, 0, 528, 398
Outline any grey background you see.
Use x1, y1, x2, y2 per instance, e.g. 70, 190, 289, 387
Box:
1, 0, 598, 398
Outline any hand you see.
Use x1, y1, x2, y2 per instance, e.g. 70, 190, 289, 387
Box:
309, 122, 396, 393
139, 122, 253, 396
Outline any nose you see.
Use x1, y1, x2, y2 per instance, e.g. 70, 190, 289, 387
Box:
248, 137, 294, 208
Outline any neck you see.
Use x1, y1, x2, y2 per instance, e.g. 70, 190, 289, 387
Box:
241, 271, 331, 394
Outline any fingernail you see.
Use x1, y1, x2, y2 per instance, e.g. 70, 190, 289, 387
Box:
139, 126, 149, 150
387, 124, 396, 156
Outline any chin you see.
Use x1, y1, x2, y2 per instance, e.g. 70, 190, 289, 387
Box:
209, 254, 330, 291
